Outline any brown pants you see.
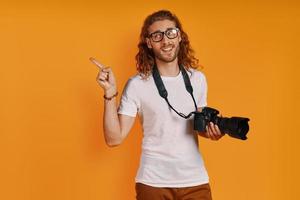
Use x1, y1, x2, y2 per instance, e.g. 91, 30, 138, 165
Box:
135, 182, 213, 200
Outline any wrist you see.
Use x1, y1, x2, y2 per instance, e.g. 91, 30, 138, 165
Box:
104, 87, 117, 97
104, 88, 118, 101
198, 131, 208, 138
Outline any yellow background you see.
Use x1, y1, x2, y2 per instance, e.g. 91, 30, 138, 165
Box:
1, 0, 299, 199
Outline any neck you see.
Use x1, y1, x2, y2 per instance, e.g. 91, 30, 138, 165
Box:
155, 58, 180, 77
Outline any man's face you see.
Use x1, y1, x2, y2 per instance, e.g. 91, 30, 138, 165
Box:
146, 19, 182, 63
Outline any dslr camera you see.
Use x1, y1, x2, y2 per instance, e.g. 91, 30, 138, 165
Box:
194, 107, 250, 140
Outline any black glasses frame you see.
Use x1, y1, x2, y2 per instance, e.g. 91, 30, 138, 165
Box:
148, 27, 180, 42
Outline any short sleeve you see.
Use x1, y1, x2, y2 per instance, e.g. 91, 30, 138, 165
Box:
197, 72, 208, 108
117, 78, 139, 117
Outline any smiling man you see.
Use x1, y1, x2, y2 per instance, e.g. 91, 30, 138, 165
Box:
92, 10, 224, 200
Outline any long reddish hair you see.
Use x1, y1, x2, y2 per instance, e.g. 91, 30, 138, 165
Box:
135, 10, 201, 79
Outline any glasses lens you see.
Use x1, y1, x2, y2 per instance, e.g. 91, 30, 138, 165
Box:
151, 32, 163, 42
166, 28, 178, 39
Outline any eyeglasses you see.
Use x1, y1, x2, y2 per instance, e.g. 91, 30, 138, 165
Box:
148, 27, 179, 42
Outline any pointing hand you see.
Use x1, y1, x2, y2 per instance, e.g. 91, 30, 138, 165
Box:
90, 57, 117, 95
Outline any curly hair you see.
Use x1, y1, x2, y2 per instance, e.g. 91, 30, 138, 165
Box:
135, 10, 201, 79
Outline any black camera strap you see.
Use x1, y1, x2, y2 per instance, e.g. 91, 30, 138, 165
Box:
152, 64, 198, 119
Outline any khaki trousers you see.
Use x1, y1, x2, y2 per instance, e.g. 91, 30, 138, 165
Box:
135, 182, 213, 200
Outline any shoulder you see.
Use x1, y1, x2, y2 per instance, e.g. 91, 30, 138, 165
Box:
126, 73, 153, 85
128, 73, 144, 82
187, 68, 207, 81
124, 73, 152, 90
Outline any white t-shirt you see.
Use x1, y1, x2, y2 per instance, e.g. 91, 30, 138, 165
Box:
117, 68, 209, 187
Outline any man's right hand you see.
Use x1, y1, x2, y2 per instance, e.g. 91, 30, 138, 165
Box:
89, 57, 136, 147
89, 57, 117, 96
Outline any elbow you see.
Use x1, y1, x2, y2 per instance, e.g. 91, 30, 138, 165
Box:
105, 138, 123, 148
104, 130, 124, 147
106, 141, 122, 147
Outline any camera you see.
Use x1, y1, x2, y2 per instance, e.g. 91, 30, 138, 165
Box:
194, 107, 250, 140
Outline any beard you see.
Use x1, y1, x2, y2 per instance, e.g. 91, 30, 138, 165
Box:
152, 43, 180, 63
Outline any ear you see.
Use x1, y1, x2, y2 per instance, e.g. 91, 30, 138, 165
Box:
146, 37, 152, 49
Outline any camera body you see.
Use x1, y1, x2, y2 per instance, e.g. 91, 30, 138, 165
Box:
194, 107, 249, 140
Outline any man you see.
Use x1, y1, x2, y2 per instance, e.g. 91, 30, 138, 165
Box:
91, 10, 224, 200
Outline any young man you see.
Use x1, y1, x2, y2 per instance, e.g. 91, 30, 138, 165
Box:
91, 10, 224, 200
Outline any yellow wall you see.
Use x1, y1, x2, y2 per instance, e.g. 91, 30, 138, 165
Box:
1, 0, 299, 199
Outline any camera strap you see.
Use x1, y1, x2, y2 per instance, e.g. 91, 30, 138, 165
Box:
152, 64, 198, 119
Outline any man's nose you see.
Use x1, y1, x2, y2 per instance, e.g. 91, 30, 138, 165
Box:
161, 33, 171, 44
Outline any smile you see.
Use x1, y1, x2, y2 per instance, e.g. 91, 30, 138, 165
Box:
161, 46, 174, 52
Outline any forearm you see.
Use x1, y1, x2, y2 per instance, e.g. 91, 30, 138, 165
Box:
103, 91, 122, 146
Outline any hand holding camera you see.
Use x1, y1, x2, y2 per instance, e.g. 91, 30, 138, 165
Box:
204, 122, 225, 141
194, 107, 250, 140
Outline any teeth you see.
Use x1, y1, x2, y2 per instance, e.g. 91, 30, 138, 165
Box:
162, 47, 173, 52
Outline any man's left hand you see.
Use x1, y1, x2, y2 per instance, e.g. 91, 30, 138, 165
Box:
205, 122, 225, 141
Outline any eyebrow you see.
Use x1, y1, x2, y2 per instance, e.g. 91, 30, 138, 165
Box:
149, 27, 176, 35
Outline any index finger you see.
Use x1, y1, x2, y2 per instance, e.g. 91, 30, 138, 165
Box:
89, 57, 105, 69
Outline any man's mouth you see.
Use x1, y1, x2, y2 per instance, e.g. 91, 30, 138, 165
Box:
161, 45, 174, 53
